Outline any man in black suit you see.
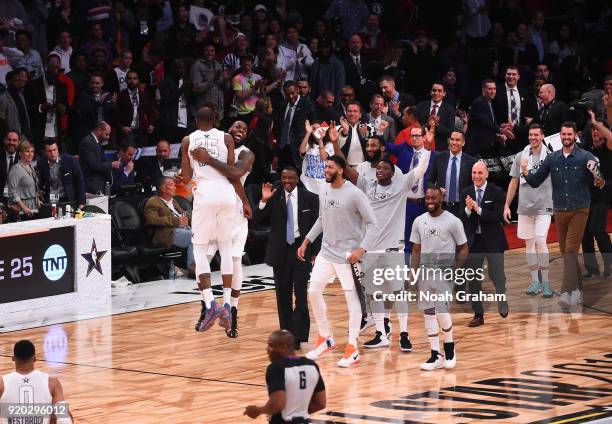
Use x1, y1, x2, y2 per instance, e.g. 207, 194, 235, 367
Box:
427, 131, 477, 216
415, 82, 456, 151
1, 131, 20, 203
78, 121, 119, 194
466, 79, 505, 156
70, 73, 115, 153
459, 161, 509, 327
23, 55, 68, 151
253, 167, 320, 350
37, 140, 86, 210
340, 35, 371, 106
493, 66, 537, 145
536, 84, 568, 136
379, 75, 415, 129
275, 80, 314, 169
135, 139, 172, 193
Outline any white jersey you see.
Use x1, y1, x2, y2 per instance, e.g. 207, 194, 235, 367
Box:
113, 67, 128, 91
1, 370, 53, 424
188, 128, 235, 206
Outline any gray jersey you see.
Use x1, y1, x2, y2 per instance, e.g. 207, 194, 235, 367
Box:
356, 171, 421, 251
355, 161, 403, 182
410, 211, 467, 267
306, 181, 378, 263
510, 149, 554, 215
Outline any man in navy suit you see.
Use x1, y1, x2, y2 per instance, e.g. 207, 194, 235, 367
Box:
427, 131, 477, 216
37, 140, 86, 209
415, 82, 456, 151
459, 161, 509, 326
386, 126, 436, 262
78, 121, 119, 194
275, 80, 315, 169
466, 79, 505, 156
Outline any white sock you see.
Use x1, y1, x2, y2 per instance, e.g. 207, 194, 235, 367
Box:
423, 314, 440, 352
202, 288, 213, 308
230, 296, 239, 308
308, 280, 331, 338
345, 289, 361, 347
373, 312, 385, 336
384, 310, 391, 320
541, 268, 549, 282
223, 287, 231, 305
437, 313, 453, 343
530, 270, 539, 282
231, 257, 243, 290
397, 312, 408, 333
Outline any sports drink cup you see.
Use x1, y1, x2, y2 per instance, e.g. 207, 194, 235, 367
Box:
51, 203, 57, 219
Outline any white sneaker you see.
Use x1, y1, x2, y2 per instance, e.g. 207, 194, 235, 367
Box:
569, 289, 583, 306
306, 334, 336, 360
359, 315, 375, 334
444, 347, 457, 369
337, 344, 360, 368
420, 351, 445, 371
558, 292, 571, 309
363, 331, 390, 349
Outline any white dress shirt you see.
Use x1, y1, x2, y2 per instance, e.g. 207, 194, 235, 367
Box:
430, 101, 442, 115
406, 147, 430, 199
258, 188, 300, 238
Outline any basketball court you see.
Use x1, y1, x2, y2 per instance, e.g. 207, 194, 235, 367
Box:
1, 241, 611, 423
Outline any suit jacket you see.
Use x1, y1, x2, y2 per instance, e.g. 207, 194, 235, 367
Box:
536, 99, 568, 136
458, 183, 509, 252
340, 54, 370, 98
78, 133, 112, 194
157, 75, 189, 132
36, 153, 86, 206
0, 89, 31, 138
493, 84, 538, 150
415, 100, 455, 150
114, 88, 158, 145
70, 90, 115, 146
24, 77, 68, 145
275, 96, 314, 161
0, 149, 20, 200
365, 112, 396, 141
426, 151, 477, 198
466, 96, 499, 156
144, 196, 188, 248
252, 186, 320, 268
135, 156, 165, 193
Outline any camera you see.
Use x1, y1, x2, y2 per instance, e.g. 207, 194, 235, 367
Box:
567, 98, 595, 130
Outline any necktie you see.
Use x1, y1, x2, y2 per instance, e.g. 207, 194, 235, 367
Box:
509, 89, 518, 124
280, 104, 293, 148
411, 151, 420, 193
476, 188, 483, 206
449, 156, 458, 202
286, 192, 295, 245
8, 155, 15, 169
489, 102, 496, 124
431, 104, 438, 117
355, 56, 361, 75
131, 91, 139, 108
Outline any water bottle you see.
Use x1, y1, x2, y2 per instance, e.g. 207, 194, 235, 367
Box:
104, 181, 111, 197
168, 260, 175, 280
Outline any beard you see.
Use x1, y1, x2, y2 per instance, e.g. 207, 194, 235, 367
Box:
325, 171, 339, 183
366, 151, 382, 163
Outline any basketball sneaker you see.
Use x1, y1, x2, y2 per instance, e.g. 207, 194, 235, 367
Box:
306, 335, 337, 360
364, 331, 389, 349
196, 300, 220, 332
384, 317, 392, 338
399, 332, 412, 352
359, 314, 375, 334
558, 291, 571, 309
218, 303, 232, 329
444, 342, 456, 369
569, 289, 582, 306
225, 306, 238, 338
420, 350, 445, 371
337, 344, 360, 368
541, 281, 553, 298
526, 280, 541, 295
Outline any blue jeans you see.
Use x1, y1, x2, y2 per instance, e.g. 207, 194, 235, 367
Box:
172, 227, 194, 267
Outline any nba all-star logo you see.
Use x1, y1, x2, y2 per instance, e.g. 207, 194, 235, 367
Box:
81, 239, 107, 277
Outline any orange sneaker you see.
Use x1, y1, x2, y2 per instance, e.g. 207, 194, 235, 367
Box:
337, 343, 360, 367
305, 334, 336, 360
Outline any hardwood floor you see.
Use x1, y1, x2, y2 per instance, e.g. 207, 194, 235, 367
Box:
1, 242, 611, 423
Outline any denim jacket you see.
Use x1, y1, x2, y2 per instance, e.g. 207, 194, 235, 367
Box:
524, 146, 597, 211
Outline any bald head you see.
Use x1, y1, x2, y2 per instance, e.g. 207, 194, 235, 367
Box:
197, 106, 216, 126
539, 84, 556, 105
471, 161, 488, 188
267, 330, 295, 361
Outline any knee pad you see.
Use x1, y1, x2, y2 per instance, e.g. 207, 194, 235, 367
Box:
193, 243, 211, 276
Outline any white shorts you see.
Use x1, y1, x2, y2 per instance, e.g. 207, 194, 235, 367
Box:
192, 203, 235, 244
310, 255, 360, 291
207, 220, 248, 257
517, 214, 552, 240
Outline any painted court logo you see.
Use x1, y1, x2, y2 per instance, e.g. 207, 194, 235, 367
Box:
43, 244, 68, 281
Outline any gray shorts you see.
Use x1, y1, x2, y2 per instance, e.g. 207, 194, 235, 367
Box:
417, 266, 454, 312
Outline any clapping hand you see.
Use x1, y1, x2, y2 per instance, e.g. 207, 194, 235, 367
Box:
327, 122, 340, 142
389, 100, 400, 116
520, 158, 529, 174
465, 195, 478, 211
339, 116, 350, 134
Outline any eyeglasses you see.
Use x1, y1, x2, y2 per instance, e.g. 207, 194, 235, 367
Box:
410, 134, 424, 138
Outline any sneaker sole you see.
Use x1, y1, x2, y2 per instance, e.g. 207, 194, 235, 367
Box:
198, 317, 217, 332
218, 315, 231, 329
338, 358, 360, 368
526, 291, 541, 296
364, 342, 390, 349
400, 346, 413, 352
542, 293, 553, 298
306, 344, 337, 360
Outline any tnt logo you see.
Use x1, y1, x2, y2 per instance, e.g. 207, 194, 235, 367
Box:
43, 244, 68, 281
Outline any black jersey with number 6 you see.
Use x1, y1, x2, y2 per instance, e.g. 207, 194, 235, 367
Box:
266, 356, 325, 423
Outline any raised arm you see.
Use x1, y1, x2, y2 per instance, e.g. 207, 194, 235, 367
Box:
180, 136, 193, 182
